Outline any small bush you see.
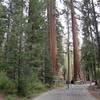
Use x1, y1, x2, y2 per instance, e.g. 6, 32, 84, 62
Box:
21, 98, 28, 100
5, 95, 16, 100
21, 71, 45, 96
0, 71, 17, 94
5, 95, 28, 100
96, 71, 100, 85
0, 71, 8, 89
33, 82, 45, 90
5, 80, 17, 94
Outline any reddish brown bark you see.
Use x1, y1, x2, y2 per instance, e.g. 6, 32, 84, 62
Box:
47, 0, 58, 74
70, 0, 81, 81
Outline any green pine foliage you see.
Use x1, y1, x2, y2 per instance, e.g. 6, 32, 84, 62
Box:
81, 0, 100, 84
0, 0, 64, 97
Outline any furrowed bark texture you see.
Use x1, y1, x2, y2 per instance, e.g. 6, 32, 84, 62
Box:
47, 0, 58, 74
70, 0, 81, 81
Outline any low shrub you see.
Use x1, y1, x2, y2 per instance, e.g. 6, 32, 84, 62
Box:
5, 80, 17, 94
96, 71, 100, 85
5, 95, 16, 100
33, 82, 45, 90
0, 71, 8, 90
0, 71, 17, 94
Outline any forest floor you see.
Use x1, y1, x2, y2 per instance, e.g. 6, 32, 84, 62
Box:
0, 94, 4, 100
88, 85, 100, 100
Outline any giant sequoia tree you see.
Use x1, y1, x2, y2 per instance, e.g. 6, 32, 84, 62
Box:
70, 0, 81, 81
47, 0, 58, 74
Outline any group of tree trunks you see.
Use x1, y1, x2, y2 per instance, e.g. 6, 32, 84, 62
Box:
48, 0, 81, 81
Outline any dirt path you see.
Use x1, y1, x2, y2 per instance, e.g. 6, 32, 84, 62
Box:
32, 84, 97, 100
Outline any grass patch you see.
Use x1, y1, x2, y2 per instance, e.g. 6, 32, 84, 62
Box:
5, 95, 28, 100
32, 88, 47, 94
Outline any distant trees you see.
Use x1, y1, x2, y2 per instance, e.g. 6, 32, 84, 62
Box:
81, 0, 100, 84
63, 0, 81, 81
63, 0, 100, 83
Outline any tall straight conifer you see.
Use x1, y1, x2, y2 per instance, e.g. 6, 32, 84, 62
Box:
70, 0, 81, 81
47, 0, 58, 74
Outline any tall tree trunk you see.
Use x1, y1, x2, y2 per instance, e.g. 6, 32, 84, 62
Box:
90, 27, 97, 81
47, 0, 58, 74
17, 0, 23, 93
70, 0, 81, 81
66, 7, 70, 87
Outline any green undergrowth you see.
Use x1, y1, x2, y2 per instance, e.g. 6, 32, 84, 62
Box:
0, 71, 65, 100
32, 82, 47, 95
5, 95, 28, 100
74, 81, 84, 85
54, 82, 65, 87
0, 71, 47, 99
